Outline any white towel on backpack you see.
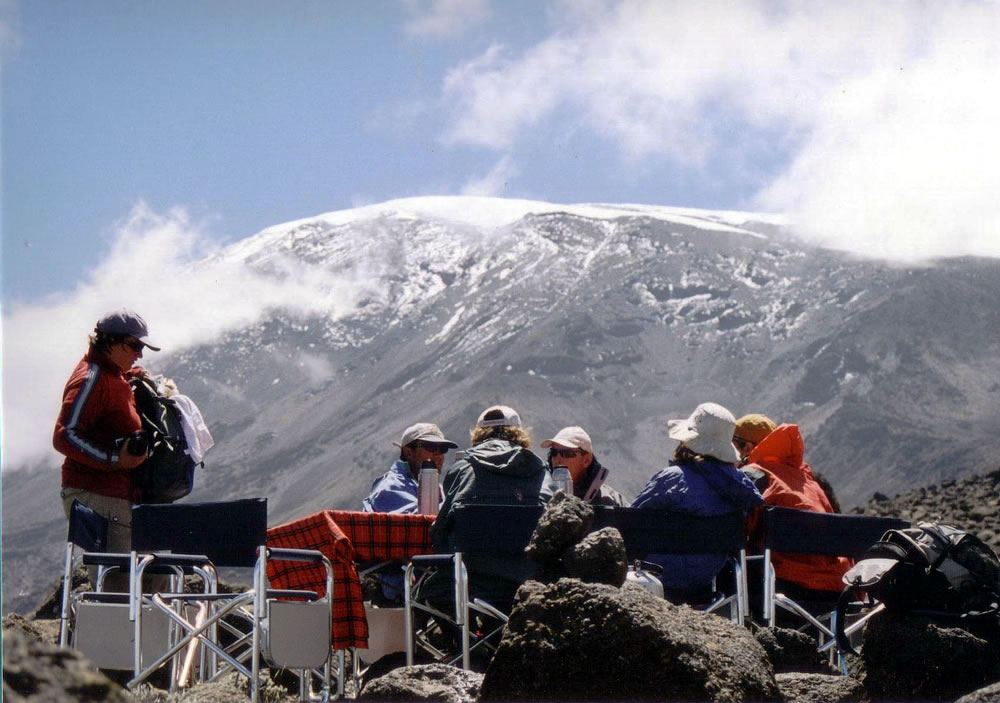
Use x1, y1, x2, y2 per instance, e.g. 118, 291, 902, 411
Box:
170, 394, 214, 464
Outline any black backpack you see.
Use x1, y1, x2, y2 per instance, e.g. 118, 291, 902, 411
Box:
836, 523, 1000, 652
130, 376, 199, 504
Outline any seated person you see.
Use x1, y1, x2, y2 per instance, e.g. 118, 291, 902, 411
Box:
540, 426, 626, 506
632, 402, 763, 603
735, 414, 850, 608
414, 405, 553, 613
362, 422, 457, 603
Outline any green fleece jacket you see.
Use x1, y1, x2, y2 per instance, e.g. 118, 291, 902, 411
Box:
416, 438, 552, 608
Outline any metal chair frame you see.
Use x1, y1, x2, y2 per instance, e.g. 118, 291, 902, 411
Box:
759, 506, 910, 672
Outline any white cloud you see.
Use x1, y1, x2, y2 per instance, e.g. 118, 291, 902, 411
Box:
460, 154, 518, 196
1, 202, 373, 469
403, 0, 492, 39
438, 1, 1000, 260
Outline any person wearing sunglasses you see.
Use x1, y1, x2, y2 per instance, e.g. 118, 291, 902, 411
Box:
361, 422, 459, 603
540, 426, 626, 506
53, 309, 161, 591
362, 422, 458, 515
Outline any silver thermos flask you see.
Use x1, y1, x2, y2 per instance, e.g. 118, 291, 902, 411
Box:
552, 465, 573, 496
417, 461, 439, 516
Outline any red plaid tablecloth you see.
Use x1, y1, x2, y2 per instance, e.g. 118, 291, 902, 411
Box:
266, 510, 433, 649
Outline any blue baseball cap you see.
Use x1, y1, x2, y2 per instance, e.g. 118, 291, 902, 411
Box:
95, 309, 161, 351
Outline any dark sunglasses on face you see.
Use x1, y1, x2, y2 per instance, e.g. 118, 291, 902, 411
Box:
123, 339, 145, 352
550, 447, 582, 458
733, 437, 754, 451
414, 441, 448, 454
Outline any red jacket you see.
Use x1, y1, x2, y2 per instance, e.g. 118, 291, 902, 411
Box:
747, 424, 851, 593
53, 352, 143, 501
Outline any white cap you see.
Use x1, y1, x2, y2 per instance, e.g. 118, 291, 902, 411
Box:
394, 422, 458, 449
666, 402, 740, 464
475, 405, 522, 429
541, 426, 593, 453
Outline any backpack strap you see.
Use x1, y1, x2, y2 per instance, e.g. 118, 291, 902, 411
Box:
835, 586, 859, 655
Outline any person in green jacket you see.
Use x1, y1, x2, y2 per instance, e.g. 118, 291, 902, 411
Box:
414, 404, 553, 611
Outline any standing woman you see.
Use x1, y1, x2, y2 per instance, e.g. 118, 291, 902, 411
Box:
632, 402, 763, 602
53, 310, 159, 591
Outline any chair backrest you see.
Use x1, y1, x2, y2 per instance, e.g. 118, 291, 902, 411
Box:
69, 500, 109, 552
449, 504, 544, 556
763, 506, 910, 559
608, 508, 746, 559
131, 498, 267, 567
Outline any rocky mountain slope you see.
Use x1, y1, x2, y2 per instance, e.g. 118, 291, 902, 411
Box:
5, 196, 1000, 613
857, 468, 1000, 552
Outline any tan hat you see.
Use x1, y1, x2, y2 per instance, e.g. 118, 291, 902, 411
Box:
734, 414, 777, 446
541, 426, 593, 453
475, 405, 522, 429
667, 402, 740, 464
394, 422, 458, 448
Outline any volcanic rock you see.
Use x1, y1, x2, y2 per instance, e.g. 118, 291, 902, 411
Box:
861, 613, 1000, 701
525, 493, 594, 572
358, 664, 482, 703
2, 625, 132, 702
956, 681, 1000, 703
753, 625, 833, 674
565, 527, 628, 586
480, 578, 779, 701
775, 672, 864, 703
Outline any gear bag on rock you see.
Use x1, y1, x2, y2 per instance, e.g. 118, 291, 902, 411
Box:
129, 376, 199, 503
835, 522, 1000, 652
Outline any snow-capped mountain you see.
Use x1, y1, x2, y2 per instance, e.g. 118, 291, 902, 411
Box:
6, 196, 1000, 613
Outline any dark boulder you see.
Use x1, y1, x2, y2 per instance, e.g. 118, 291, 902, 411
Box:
754, 625, 834, 674
2, 625, 133, 702
862, 613, 1000, 701
480, 578, 779, 701
525, 493, 594, 574
775, 672, 864, 703
565, 527, 627, 587
358, 663, 481, 703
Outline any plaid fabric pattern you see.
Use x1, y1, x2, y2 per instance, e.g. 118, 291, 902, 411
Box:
266, 509, 433, 649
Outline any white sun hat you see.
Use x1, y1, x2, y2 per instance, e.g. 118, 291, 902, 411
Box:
666, 402, 740, 464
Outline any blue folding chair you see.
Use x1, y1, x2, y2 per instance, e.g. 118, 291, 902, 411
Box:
404, 504, 544, 669
759, 506, 910, 671
599, 507, 748, 622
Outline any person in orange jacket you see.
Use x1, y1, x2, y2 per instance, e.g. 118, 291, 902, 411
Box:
735, 415, 850, 599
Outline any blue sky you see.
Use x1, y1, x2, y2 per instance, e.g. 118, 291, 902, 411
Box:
3, 1, 1000, 468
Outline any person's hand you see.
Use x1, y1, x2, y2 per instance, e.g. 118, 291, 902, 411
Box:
117, 438, 148, 469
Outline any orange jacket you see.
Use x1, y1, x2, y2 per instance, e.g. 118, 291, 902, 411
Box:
747, 424, 850, 593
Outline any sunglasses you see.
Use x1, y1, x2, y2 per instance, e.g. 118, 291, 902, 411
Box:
550, 447, 583, 458
733, 437, 754, 451
413, 441, 448, 454
123, 339, 145, 352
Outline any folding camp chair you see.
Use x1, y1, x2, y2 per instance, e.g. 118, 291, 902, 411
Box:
60, 500, 113, 646
64, 500, 196, 673
404, 504, 543, 670
600, 507, 748, 622
120, 499, 335, 702
759, 506, 910, 671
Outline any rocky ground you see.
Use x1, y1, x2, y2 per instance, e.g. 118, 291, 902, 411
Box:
5, 474, 1000, 702
856, 468, 1000, 551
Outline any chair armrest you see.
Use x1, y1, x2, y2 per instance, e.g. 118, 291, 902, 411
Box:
81, 552, 130, 568
409, 554, 458, 566
267, 547, 327, 564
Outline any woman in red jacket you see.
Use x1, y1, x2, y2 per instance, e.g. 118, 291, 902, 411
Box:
53, 310, 159, 590
736, 415, 850, 621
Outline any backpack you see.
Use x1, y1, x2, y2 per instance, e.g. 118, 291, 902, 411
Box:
835, 523, 1000, 652
129, 376, 199, 504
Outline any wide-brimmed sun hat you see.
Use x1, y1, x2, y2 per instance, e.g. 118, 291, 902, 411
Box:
667, 402, 740, 464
